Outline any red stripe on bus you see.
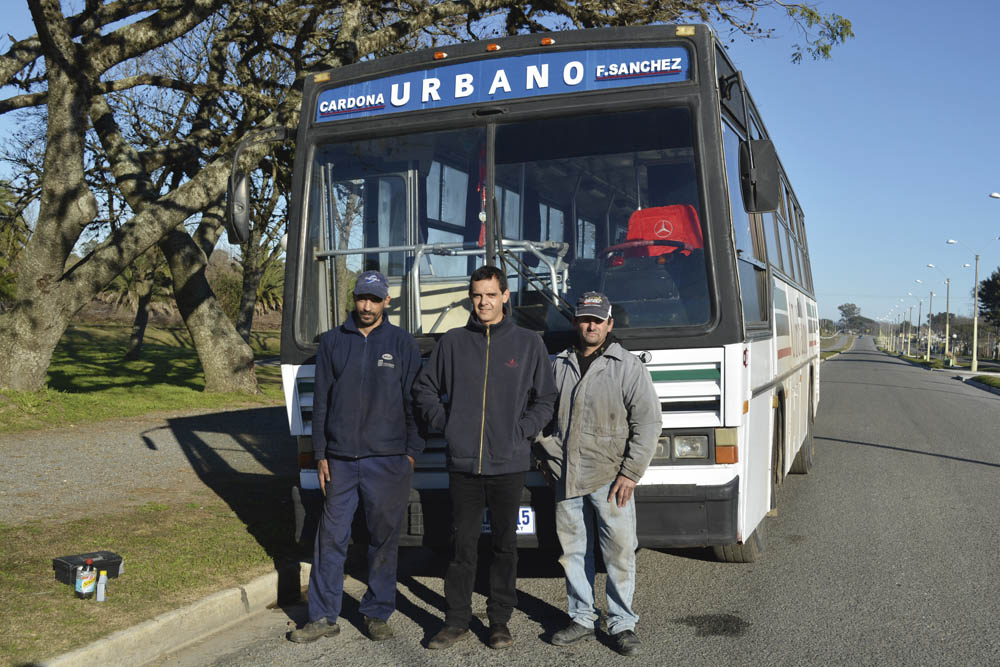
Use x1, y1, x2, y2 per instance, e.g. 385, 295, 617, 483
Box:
777, 347, 793, 359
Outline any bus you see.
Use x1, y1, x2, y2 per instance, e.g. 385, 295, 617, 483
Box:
227, 24, 820, 563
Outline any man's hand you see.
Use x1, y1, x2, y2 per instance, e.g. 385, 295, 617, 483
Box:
407, 455, 415, 471
608, 474, 637, 508
317, 459, 331, 495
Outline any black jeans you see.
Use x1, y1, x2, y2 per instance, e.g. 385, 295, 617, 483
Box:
444, 470, 526, 628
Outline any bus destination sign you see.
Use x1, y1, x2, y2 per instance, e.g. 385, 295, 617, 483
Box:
315, 46, 690, 123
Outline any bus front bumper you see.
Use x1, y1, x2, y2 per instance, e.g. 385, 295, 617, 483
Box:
294, 476, 739, 550
634, 476, 739, 549
398, 476, 738, 550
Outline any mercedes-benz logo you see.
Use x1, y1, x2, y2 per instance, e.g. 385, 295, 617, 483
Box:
653, 219, 673, 238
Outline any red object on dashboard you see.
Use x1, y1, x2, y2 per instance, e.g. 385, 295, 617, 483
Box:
624, 205, 703, 257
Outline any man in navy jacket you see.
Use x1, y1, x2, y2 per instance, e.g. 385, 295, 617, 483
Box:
413, 265, 557, 650
290, 270, 424, 644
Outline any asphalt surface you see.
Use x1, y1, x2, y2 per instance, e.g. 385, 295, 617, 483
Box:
134, 337, 1000, 666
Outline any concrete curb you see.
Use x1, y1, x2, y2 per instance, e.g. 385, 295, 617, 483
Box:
42, 563, 312, 667
962, 378, 1000, 397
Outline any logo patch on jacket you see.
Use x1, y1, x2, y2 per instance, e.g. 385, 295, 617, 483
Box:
378, 353, 395, 369
505, 358, 519, 368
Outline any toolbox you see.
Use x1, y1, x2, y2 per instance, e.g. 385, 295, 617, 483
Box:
52, 551, 124, 585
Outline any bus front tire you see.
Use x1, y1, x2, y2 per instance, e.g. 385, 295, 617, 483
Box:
712, 520, 766, 563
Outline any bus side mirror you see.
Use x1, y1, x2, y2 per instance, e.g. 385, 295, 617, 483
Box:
738, 139, 780, 213
226, 171, 250, 245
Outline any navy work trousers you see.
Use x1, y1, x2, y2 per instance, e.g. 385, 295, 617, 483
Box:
444, 470, 526, 629
307, 454, 412, 623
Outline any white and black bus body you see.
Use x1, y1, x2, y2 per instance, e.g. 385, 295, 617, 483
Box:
234, 24, 820, 562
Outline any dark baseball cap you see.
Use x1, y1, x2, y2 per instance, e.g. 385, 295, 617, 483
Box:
353, 270, 390, 299
575, 291, 612, 320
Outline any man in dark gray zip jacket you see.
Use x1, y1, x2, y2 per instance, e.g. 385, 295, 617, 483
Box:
413, 265, 556, 651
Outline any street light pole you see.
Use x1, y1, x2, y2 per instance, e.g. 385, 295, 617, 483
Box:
973, 253, 980, 372
926, 265, 952, 359
916, 298, 923, 358
926, 291, 934, 361
907, 304, 914, 356
944, 278, 950, 359
946, 236, 999, 373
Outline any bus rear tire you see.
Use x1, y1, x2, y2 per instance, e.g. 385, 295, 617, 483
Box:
712, 520, 766, 563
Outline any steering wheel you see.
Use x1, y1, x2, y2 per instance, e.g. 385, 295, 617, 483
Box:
600, 239, 690, 259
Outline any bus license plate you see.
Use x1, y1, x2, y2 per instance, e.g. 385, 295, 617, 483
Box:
481, 507, 535, 535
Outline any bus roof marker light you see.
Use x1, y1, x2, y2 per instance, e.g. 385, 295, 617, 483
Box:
540, 37, 556, 46
433, 51, 448, 60
313, 73, 331, 83
486, 43, 501, 52
676, 26, 696, 37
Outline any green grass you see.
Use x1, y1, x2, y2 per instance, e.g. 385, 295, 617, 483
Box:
821, 335, 855, 359
0, 325, 284, 433
0, 484, 302, 666
0, 324, 303, 665
899, 354, 945, 370
972, 375, 1000, 389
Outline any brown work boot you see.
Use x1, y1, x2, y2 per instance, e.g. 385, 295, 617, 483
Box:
488, 623, 513, 649
363, 616, 394, 641
289, 618, 340, 643
427, 625, 471, 649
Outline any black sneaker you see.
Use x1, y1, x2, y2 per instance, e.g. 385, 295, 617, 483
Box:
428, 625, 471, 650
551, 622, 596, 646
289, 618, 340, 643
612, 629, 641, 656
488, 623, 513, 649
363, 616, 394, 641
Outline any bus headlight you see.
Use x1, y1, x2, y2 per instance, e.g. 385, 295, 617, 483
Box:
673, 434, 709, 459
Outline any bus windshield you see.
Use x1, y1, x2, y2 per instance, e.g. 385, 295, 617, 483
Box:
298, 106, 710, 343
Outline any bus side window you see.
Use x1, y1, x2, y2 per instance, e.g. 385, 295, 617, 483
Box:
722, 121, 768, 326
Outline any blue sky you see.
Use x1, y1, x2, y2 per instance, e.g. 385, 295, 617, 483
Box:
723, 0, 1000, 323
4, 2, 1000, 323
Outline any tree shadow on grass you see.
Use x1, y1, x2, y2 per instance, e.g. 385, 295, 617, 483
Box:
48, 335, 205, 393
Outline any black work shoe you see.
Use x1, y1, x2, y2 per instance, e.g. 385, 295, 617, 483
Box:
363, 616, 394, 641
289, 618, 340, 643
551, 621, 596, 646
428, 625, 471, 650
488, 623, 513, 649
612, 629, 641, 656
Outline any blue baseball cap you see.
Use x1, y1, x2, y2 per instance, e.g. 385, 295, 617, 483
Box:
353, 270, 390, 299
575, 291, 612, 320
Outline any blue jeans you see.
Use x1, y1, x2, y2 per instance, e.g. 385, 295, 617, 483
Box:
555, 481, 638, 634
307, 455, 412, 624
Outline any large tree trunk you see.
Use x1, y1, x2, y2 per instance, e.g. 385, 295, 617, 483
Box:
123, 273, 154, 361
0, 302, 71, 391
236, 266, 261, 344
0, 1, 97, 391
159, 227, 258, 394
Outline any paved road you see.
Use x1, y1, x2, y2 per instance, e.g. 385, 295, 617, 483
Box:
155, 337, 1000, 666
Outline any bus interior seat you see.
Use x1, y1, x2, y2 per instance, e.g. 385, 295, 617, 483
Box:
623, 204, 703, 258
513, 289, 551, 331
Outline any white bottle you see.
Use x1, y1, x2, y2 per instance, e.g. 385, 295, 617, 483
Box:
96, 570, 108, 602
